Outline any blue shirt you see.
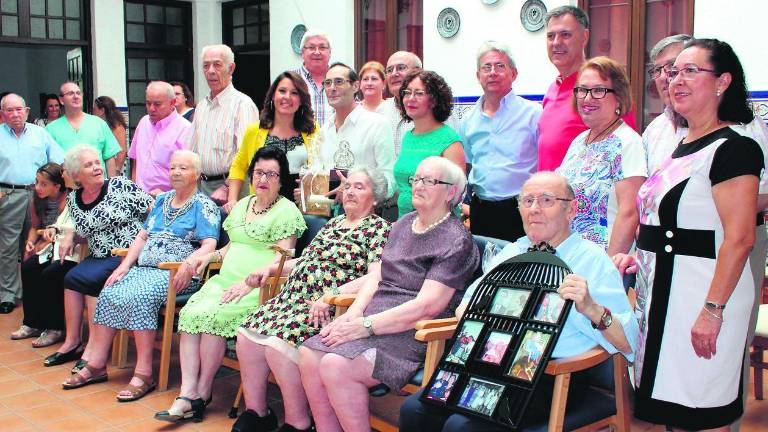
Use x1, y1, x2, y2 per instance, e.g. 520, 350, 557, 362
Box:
0, 123, 64, 184
462, 232, 639, 361
460, 90, 541, 199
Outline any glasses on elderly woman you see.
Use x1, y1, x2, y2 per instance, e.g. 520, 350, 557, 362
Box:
408, 176, 453, 187
519, 193, 572, 209
253, 169, 280, 180
665, 64, 720, 81
573, 87, 615, 100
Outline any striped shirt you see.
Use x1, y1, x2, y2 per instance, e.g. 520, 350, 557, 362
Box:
186, 83, 259, 175
292, 65, 332, 127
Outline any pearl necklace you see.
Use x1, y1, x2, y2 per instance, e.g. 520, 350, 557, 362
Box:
162, 191, 195, 226
412, 212, 451, 234
250, 195, 280, 216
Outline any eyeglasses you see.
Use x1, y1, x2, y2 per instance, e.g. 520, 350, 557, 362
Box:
479, 62, 508, 73
402, 89, 427, 99
647, 61, 674, 80
408, 176, 453, 187
322, 78, 352, 89
252, 169, 280, 180
519, 193, 572, 209
573, 87, 615, 100
385, 63, 409, 75
60, 90, 81, 97
303, 45, 330, 52
665, 64, 720, 81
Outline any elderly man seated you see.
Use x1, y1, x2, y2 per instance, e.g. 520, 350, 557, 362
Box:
399, 171, 639, 431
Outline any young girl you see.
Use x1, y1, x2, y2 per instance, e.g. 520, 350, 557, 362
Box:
11, 163, 71, 347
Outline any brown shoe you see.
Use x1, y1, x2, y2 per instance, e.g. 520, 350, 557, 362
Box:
116, 373, 156, 402
11, 325, 41, 340
32, 330, 64, 348
62, 364, 108, 390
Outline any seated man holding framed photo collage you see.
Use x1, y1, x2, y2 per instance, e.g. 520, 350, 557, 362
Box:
400, 171, 639, 431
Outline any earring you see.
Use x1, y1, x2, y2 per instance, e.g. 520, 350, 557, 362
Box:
716, 90, 721, 97
615, 108, 621, 116
270, 100, 274, 110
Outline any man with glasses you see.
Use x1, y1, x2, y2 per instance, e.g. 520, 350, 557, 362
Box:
460, 41, 541, 242
379, 51, 423, 156
291, 30, 333, 126
400, 171, 638, 431
46, 81, 120, 177
316, 62, 395, 200
537, 6, 635, 171
0, 93, 64, 314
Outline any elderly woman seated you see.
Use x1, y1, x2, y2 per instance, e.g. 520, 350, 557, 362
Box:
154, 146, 306, 423
293, 156, 480, 432
44, 145, 153, 368
229, 167, 392, 432
60, 150, 220, 401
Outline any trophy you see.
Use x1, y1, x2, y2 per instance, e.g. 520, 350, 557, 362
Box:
299, 134, 333, 216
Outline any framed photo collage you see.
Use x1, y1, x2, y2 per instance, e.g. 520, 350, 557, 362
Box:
421, 251, 573, 428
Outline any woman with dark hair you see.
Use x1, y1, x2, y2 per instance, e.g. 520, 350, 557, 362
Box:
393, 70, 465, 218
93, 95, 128, 174
225, 71, 318, 212
33, 94, 61, 127
171, 81, 196, 121
615, 38, 763, 431
155, 146, 306, 423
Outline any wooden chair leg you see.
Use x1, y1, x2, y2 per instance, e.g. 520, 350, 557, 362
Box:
614, 356, 632, 432
229, 384, 244, 418
158, 308, 176, 391
754, 347, 764, 400
113, 329, 129, 368
547, 372, 571, 432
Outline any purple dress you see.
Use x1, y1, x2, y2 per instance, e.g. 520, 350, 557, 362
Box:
301, 213, 479, 389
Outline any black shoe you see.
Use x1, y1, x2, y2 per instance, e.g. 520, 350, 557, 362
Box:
43, 343, 83, 366
231, 408, 278, 432
0, 302, 15, 314
155, 396, 206, 423
277, 423, 315, 432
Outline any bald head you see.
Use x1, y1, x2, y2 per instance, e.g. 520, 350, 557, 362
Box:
522, 171, 575, 200
519, 171, 576, 246
386, 51, 423, 97
1, 93, 30, 133
145, 81, 176, 123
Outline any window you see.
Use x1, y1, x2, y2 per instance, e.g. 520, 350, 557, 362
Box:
0, 0, 86, 42
580, 0, 693, 128
355, 0, 423, 69
222, 0, 270, 111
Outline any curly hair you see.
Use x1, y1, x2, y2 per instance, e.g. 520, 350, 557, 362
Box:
397, 70, 454, 122
259, 71, 315, 134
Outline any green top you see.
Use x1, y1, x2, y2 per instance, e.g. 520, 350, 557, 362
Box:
393, 124, 462, 218
46, 114, 121, 170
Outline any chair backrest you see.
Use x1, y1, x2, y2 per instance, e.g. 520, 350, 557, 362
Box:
295, 214, 329, 257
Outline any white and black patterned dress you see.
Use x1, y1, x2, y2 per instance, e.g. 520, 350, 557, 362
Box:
93, 191, 220, 330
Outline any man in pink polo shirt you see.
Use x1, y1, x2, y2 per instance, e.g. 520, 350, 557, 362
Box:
537, 6, 636, 171
128, 81, 191, 196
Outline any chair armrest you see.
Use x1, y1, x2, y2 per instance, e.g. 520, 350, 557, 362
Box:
272, 244, 295, 259
158, 262, 183, 271
326, 294, 357, 307
415, 325, 457, 342
544, 346, 610, 375
112, 248, 129, 257
415, 317, 459, 330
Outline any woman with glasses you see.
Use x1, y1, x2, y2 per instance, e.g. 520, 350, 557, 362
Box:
225, 71, 318, 213
171, 81, 196, 122
556, 56, 647, 255
615, 39, 763, 432
155, 147, 306, 423
358, 61, 388, 114
230, 167, 391, 432
298, 156, 479, 432
393, 70, 465, 218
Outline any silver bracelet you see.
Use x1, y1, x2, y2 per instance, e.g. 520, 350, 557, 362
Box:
703, 306, 724, 322
705, 301, 726, 310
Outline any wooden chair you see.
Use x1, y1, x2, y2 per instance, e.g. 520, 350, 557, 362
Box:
751, 304, 768, 399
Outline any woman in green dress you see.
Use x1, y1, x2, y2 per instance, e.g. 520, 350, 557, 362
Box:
393, 70, 466, 218
155, 147, 306, 423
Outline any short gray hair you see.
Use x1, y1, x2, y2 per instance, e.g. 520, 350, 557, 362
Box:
649, 34, 692, 63
419, 156, 467, 207
0, 93, 25, 110
63, 144, 100, 176
524, 171, 575, 200
202, 44, 235, 65
545, 5, 590, 29
171, 149, 202, 173
476, 41, 516, 69
146, 81, 175, 100
300, 30, 332, 50
347, 166, 388, 205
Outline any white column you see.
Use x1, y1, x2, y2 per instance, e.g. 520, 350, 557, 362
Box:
190, 0, 224, 100
90, 0, 127, 106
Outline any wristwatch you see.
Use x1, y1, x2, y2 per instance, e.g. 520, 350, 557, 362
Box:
591, 306, 613, 331
362, 316, 375, 336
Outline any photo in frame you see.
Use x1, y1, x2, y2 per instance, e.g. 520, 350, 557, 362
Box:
489, 287, 531, 318
445, 320, 484, 365
532, 291, 566, 324
478, 331, 514, 365
457, 377, 506, 417
506, 330, 552, 381
425, 369, 460, 403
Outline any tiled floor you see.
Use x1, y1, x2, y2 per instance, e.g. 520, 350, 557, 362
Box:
0, 306, 765, 431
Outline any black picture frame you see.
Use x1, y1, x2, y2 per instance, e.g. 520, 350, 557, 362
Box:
456, 376, 506, 417
445, 320, 484, 366
506, 329, 553, 382
477, 330, 514, 365
489, 287, 531, 318
425, 369, 461, 403
532, 291, 566, 324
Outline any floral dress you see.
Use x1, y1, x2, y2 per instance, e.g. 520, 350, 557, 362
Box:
239, 215, 390, 359
93, 191, 220, 330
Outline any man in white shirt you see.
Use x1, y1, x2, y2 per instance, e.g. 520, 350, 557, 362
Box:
378, 51, 422, 156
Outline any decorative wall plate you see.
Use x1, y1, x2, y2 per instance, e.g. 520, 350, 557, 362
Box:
482, 0, 501, 4
291, 24, 307, 55
521, 0, 547, 32
437, 7, 460, 38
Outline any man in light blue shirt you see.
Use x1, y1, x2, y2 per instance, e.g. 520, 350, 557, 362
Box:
0, 93, 64, 312
400, 172, 638, 431
460, 41, 542, 242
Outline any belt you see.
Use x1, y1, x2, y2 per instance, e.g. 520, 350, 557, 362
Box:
0, 182, 32, 190
200, 173, 227, 182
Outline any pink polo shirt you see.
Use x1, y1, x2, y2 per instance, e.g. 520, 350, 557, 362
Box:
537, 72, 636, 171
128, 111, 191, 193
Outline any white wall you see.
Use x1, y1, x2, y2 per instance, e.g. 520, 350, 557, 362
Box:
269, 0, 355, 81
694, 0, 768, 92
189, 0, 223, 100
91, 0, 127, 106
423, 0, 572, 98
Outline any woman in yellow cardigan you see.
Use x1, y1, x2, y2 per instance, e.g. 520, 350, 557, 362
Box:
225, 71, 319, 212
